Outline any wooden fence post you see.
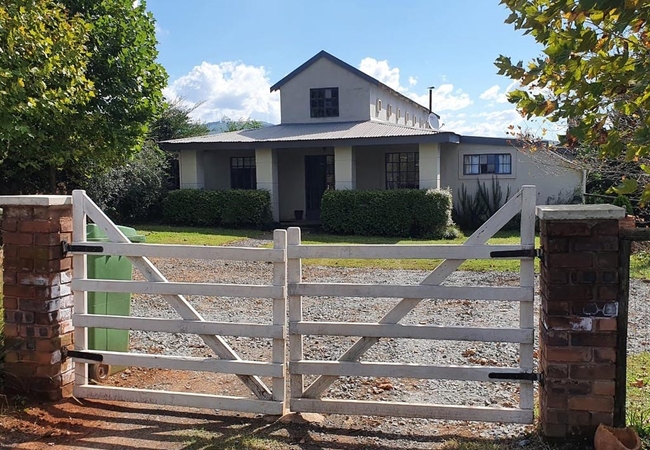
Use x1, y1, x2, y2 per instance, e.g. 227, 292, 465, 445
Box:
287, 227, 303, 405
272, 229, 287, 409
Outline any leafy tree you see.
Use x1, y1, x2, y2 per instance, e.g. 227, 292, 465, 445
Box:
82, 141, 170, 223
0, 0, 94, 192
61, 0, 168, 166
0, 0, 168, 193
150, 99, 210, 142
82, 99, 210, 219
222, 116, 264, 132
496, 0, 650, 201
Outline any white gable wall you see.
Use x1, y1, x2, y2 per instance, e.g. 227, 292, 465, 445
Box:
279, 58, 371, 124
369, 85, 431, 128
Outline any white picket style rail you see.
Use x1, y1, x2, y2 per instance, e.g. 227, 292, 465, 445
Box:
69, 185, 537, 423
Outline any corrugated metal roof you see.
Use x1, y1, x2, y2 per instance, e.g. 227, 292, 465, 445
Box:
163, 120, 442, 145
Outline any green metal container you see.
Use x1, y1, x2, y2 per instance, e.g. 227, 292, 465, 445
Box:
86, 224, 145, 380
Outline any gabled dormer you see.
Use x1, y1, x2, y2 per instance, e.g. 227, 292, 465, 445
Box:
270, 50, 434, 127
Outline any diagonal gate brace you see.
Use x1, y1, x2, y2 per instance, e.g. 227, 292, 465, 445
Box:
78, 192, 273, 400
302, 188, 530, 399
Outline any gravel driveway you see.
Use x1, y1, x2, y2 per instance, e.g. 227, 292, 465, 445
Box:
124, 236, 650, 441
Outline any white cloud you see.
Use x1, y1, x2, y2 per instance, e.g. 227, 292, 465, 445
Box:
428, 84, 472, 111
443, 108, 525, 137
479, 81, 520, 104
358, 58, 472, 112
164, 61, 280, 123
154, 22, 168, 38
479, 85, 502, 101
359, 57, 404, 91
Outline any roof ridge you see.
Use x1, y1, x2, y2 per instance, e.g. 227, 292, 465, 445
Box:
270, 50, 433, 115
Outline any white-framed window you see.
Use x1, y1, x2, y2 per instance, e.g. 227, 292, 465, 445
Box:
406, 112, 410, 123
463, 154, 512, 175
387, 104, 392, 117
376, 98, 382, 116
397, 108, 401, 120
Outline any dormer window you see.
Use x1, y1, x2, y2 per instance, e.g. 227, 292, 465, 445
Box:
310, 87, 339, 118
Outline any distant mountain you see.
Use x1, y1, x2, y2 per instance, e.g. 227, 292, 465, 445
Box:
205, 120, 274, 134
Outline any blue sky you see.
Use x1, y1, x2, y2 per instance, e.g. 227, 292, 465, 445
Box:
148, 0, 554, 137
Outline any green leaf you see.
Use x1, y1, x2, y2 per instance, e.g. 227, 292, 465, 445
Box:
611, 178, 639, 195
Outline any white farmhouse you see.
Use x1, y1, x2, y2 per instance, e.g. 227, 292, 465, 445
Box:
161, 51, 583, 222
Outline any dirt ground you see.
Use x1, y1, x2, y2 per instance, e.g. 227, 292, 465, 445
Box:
0, 367, 562, 450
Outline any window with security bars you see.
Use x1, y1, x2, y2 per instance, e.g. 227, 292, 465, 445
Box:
310, 87, 339, 118
385, 152, 419, 189
230, 157, 256, 189
463, 153, 512, 175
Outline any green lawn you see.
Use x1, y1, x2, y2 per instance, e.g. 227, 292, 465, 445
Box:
134, 225, 650, 279
133, 224, 266, 246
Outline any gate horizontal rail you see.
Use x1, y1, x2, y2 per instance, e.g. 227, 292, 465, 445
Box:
290, 399, 533, 423
74, 314, 283, 338
86, 350, 283, 377
290, 361, 529, 381
290, 322, 533, 343
290, 283, 533, 300
288, 244, 531, 260
72, 278, 284, 298
75, 386, 284, 415
69, 241, 285, 262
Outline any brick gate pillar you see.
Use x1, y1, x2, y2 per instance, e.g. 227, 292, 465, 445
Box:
537, 204, 626, 438
1, 196, 74, 400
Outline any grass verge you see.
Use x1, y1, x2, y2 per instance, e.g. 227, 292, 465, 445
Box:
134, 225, 650, 279
133, 225, 266, 246
626, 352, 650, 445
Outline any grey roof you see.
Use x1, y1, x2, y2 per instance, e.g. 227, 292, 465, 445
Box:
269, 50, 439, 119
160, 121, 460, 151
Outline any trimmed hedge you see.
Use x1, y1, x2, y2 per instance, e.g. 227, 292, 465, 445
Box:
162, 189, 272, 228
321, 189, 453, 238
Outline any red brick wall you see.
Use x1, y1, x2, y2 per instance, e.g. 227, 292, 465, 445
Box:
539, 218, 620, 437
2, 204, 74, 400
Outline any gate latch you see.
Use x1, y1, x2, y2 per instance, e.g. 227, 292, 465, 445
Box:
61, 347, 103, 363
488, 371, 543, 385
61, 240, 104, 257
490, 248, 541, 259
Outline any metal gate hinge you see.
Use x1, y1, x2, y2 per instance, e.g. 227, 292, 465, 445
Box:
488, 371, 544, 385
490, 248, 541, 259
61, 347, 104, 363
61, 240, 104, 257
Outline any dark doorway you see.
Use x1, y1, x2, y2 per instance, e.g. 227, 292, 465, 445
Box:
304, 155, 334, 221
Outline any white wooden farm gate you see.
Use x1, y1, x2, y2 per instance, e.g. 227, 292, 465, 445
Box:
68, 185, 537, 423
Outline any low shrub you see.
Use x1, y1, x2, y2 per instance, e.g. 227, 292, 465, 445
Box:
162, 189, 272, 228
321, 188, 453, 238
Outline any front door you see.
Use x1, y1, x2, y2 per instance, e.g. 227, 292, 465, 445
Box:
304, 155, 334, 221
